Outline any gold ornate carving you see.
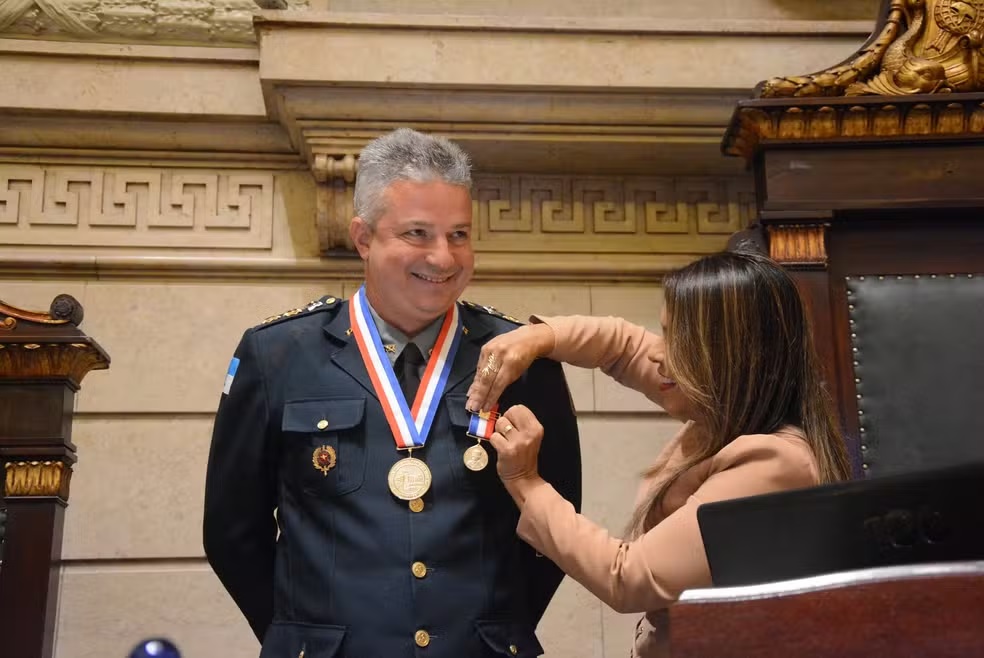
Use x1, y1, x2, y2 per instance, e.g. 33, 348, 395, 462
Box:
0, 342, 109, 385
471, 175, 754, 252
725, 98, 984, 158
0, 165, 274, 249
0, 317, 15, 330
768, 224, 829, 267
4, 461, 72, 499
761, 0, 984, 98
313, 153, 358, 254
0, 0, 308, 44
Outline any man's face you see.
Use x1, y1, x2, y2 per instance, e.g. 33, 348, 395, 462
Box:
350, 179, 475, 336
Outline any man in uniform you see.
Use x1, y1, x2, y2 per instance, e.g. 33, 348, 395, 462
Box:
204, 128, 581, 657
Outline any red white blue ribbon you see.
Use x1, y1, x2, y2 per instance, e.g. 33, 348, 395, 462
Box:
467, 407, 499, 440
349, 286, 462, 449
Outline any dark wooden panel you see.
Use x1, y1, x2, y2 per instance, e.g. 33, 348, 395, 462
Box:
0, 384, 74, 442
760, 145, 984, 214
670, 568, 984, 657
0, 501, 65, 658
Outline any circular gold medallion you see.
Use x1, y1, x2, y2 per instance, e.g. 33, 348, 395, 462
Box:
387, 457, 432, 500
408, 498, 425, 512
463, 443, 489, 472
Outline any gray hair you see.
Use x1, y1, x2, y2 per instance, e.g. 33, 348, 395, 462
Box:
353, 128, 472, 226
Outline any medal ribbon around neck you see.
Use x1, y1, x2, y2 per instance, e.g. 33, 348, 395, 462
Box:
350, 286, 463, 449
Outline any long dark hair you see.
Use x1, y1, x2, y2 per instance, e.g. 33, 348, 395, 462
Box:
628, 251, 850, 537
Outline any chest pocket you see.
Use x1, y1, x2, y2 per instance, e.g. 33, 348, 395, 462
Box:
282, 398, 367, 497
445, 394, 498, 490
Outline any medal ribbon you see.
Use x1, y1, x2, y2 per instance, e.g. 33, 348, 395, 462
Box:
467, 407, 499, 440
350, 286, 462, 449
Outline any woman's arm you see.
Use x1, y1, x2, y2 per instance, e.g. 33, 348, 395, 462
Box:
511, 433, 819, 614
533, 315, 667, 403
467, 314, 668, 412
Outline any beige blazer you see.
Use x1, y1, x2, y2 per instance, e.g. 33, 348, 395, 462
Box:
519, 315, 820, 658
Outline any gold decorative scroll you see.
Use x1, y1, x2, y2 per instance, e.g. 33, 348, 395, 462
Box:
761, 0, 984, 97
767, 224, 829, 267
0, 293, 82, 326
4, 461, 72, 499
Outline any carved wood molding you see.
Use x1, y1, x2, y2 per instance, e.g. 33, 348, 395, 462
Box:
0, 342, 110, 387
767, 224, 829, 269
0, 295, 110, 385
0, 293, 82, 327
3, 460, 72, 500
724, 94, 984, 160
759, 0, 984, 98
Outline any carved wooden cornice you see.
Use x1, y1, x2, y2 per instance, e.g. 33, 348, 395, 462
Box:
0, 295, 110, 388
723, 93, 984, 160
759, 0, 984, 98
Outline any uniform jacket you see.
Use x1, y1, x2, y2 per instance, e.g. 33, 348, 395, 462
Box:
521, 315, 820, 658
204, 297, 582, 658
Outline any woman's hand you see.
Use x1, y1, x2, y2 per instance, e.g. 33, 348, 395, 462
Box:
488, 405, 545, 500
466, 323, 556, 412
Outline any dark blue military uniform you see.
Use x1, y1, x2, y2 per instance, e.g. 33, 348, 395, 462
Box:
204, 295, 582, 658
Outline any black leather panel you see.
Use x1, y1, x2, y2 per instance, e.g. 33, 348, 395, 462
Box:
848, 274, 984, 478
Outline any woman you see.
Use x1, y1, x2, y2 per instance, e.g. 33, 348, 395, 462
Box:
465, 251, 851, 657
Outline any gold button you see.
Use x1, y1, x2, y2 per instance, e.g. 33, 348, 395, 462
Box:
409, 498, 424, 512
316, 419, 328, 430
411, 561, 427, 578
414, 630, 430, 647
509, 645, 518, 655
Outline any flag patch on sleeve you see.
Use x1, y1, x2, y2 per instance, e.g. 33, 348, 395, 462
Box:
223, 357, 240, 395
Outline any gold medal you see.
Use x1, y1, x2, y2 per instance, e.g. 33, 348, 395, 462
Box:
387, 456, 432, 500
463, 443, 489, 471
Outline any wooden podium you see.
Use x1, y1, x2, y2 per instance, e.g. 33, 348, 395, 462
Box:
669, 561, 984, 657
0, 296, 109, 658
722, 0, 984, 479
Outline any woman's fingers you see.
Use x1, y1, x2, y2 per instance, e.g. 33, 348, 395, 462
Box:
488, 406, 544, 481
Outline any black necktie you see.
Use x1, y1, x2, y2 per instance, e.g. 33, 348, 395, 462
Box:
396, 343, 425, 403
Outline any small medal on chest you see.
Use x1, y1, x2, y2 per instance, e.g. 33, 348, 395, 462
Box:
464, 407, 499, 471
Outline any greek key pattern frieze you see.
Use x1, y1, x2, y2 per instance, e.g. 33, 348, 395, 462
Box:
0, 165, 274, 249
471, 175, 755, 251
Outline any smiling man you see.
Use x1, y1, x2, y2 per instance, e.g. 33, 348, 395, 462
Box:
204, 128, 582, 658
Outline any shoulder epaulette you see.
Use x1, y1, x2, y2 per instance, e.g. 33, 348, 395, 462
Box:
254, 295, 342, 330
460, 299, 524, 325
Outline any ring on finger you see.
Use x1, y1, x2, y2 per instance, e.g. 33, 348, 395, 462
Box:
502, 424, 514, 434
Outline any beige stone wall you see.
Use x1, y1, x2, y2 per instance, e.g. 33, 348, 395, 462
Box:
3, 278, 678, 658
